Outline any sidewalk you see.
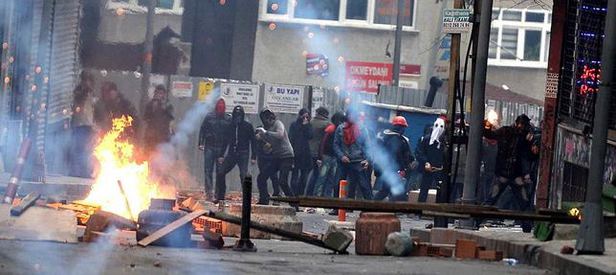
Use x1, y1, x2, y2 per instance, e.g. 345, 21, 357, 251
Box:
411, 226, 616, 275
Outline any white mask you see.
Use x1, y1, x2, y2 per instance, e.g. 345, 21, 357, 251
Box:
430, 118, 445, 146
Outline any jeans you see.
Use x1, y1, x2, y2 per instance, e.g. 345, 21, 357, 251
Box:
203, 147, 224, 196
339, 162, 372, 200
291, 166, 311, 196
485, 176, 529, 211
418, 171, 445, 203
257, 157, 294, 204
258, 158, 280, 196
215, 151, 250, 200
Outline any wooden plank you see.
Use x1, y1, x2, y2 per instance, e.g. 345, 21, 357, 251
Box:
10, 192, 40, 216
137, 210, 207, 247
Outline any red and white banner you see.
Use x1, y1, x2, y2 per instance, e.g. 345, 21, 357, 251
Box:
345, 61, 393, 93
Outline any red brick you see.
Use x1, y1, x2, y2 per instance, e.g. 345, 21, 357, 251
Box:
411, 243, 429, 257
455, 239, 478, 259
439, 247, 454, 257
478, 250, 504, 261
430, 228, 456, 245
427, 245, 440, 257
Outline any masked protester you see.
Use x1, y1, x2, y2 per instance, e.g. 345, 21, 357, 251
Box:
255, 109, 295, 205
93, 81, 140, 140
319, 112, 345, 215
374, 116, 415, 201
483, 114, 536, 229
69, 71, 96, 178
143, 85, 174, 157
305, 107, 330, 196
198, 98, 230, 201
416, 117, 446, 203
333, 110, 372, 200
289, 108, 313, 196
214, 106, 257, 202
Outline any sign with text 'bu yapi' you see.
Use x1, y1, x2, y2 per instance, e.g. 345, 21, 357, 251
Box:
264, 84, 304, 114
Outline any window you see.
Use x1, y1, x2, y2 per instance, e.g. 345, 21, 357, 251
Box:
374, 0, 414, 26
260, 0, 417, 30
346, 0, 368, 20
295, 0, 340, 21
488, 9, 551, 68
107, 0, 183, 14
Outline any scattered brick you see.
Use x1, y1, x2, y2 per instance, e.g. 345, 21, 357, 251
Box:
561, 245, 575, 255
455, 239, 478, 259
439, 247, 454, 258
478, 250, 504, 261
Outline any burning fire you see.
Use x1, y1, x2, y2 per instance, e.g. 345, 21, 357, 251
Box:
569, 207, 582, 221
487, 109, 499, 126
84, 116, 174, 220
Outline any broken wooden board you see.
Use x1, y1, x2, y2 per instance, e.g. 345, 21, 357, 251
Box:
137, 210, 207, 247
10, 192, 41, 216
0, 204, 77, 243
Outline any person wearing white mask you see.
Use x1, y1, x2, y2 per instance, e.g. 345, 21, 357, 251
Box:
416, 117, 447, 203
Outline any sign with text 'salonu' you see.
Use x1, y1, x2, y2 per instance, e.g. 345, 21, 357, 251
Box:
264, 84, 304, 114
442, 9, 471, 33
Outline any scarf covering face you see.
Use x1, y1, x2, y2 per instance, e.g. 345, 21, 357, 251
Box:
343, 121, 360, 145
430, 118, 446, 146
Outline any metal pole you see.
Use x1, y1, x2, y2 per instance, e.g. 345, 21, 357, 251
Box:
392, 0, 404, 86
233, 175, 256, 252
140, 0, 155, 115
461, 0, 493, 210
574, 0, 616, 255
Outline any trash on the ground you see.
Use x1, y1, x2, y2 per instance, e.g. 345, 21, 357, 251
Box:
502, 258, 518, 266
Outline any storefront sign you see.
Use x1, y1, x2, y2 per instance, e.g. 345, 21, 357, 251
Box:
198, 80, 215, 102
311, 87, 325, 117
220, 83, 260, 114
443, 9, 472, 33
345, 61, 393, 93
264, 84, 304, 114
171, 81, 193, 98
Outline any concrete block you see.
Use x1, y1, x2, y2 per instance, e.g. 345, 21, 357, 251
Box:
323, 224, 353, 252
478, 250, 503, 261
553, 224, 579, 240
385, 232, 413, 257
326, 220, 355, 231
0, 205, 77, 243
455, 239, 478, 259
409, 228, 431, 242
408, 189, 437, 203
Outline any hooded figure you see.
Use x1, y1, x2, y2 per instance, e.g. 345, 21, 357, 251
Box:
214, 105, 257, 201
289, 108, 314, 196
255, 109, 295, 205
144, 85, 174, 156
483, 114, 536, 230
198, 98, 231, 201
416, 117, 447, 203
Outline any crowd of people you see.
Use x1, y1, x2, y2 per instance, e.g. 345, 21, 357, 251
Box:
67, 72, 540, 216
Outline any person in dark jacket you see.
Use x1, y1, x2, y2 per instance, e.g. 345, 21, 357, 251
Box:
143, 85, 174, 157
416, 117, 446, 203
255, 109, 295, 205
374, 116, 416, 201
69, 71, 96, 178
93, 81, 140, 141
483, 114, 535, 211
198, 98, 230, 201
305, 107, 330, 196
215, 105, 257, 202
289, 108, 313, 196
255, 124, 281, 198
333, 110, 372, 200
317, 112, 344, 199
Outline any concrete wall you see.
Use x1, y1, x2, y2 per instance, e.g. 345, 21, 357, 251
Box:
251, 0, 446, 90
487, 66, 547, 102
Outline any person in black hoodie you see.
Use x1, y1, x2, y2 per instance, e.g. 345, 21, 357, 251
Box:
215, 105, 257, 202
198, 98, 230, 201
289, 108, 313, 196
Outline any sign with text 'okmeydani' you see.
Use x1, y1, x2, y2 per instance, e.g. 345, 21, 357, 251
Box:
442, 9, 471, 33
345, 61, 393, 93
220, 83, 260, 114
264, 84, 304, 114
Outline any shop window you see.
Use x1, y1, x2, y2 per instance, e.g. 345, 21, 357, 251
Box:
373, 0, 414, 26
346, 0, 368, 20
267, 0, 288, 15
294, 0, 341, 21
524, 30, 542, 61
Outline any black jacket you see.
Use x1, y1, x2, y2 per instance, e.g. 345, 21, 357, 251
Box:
223, 107, 257, 160
483, 126, 533, 179
416, 133, 445, 172
198, 113, 230, 154
289, 119, 313, 169
376, 127, 414, 174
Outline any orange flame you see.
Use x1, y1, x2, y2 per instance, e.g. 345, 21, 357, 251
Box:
84, 116, 175, 220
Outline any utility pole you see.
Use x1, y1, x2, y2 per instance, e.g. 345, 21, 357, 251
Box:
436, 0, 463, 229
575, 0, 616, 255
392, 0, 405, 86
461, 0, 493, 211
140, 0, 156, 115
